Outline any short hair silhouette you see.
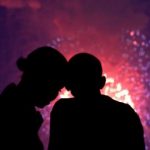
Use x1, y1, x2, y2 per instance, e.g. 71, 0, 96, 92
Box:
66, 53, 106, 98
1, 46, 67, 150
49, 52, 145, 150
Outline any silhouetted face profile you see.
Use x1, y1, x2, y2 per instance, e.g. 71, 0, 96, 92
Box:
67, 53, 106, 98
17, 46, 67, 108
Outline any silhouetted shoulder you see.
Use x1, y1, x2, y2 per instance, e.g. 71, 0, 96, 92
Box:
101, 95, 145, 149
100, 95, 133, 111
1, 83, 17, 97
101, 95, 142, 120
1, 83, 17, 107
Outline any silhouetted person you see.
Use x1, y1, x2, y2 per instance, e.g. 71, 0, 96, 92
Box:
0, 46, 67, 150
48, 53, 145, 150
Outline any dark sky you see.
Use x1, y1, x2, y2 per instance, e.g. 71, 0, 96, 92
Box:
0, 0, 150, 90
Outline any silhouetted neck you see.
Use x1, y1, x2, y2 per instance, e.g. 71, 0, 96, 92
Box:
75, 90, 101, 99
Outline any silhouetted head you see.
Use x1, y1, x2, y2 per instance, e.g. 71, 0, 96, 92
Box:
66, 53, 106, 98
17, 46, 67, 107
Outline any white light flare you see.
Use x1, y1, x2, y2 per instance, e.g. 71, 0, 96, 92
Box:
59, 87, 73, 98
102, 74, 135, 109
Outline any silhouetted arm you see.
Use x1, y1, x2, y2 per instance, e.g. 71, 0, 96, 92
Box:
125, 105, 145, 150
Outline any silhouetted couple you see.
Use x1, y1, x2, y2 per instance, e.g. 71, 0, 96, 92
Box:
0, 46, 145, 150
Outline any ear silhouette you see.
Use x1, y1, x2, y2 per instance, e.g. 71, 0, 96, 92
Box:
98, 76, 106, 89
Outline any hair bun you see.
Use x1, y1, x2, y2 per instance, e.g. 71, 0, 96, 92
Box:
16, 57, 27, 71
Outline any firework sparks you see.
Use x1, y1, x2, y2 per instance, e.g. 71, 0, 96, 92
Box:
39, 30, 150, 149
102, 74, 135, 109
